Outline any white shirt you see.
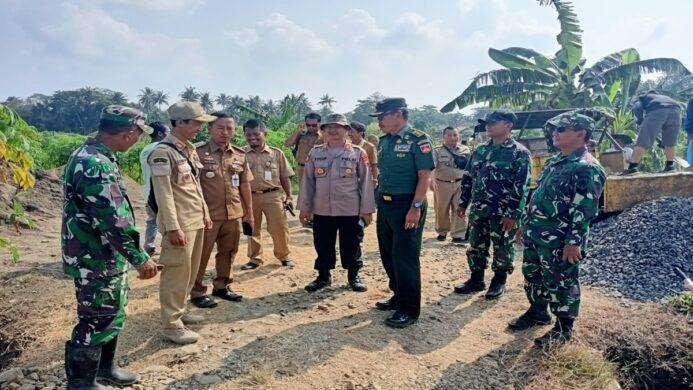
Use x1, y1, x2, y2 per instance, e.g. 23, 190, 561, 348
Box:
139, 141, 160, 202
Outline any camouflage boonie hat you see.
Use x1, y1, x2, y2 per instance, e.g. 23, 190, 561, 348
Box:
546, 112, 596, 133
100, 105, 153, 134
478, 109, 517, 125
320, 113, 350, 129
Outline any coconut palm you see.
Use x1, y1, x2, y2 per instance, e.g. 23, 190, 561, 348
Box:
180, 86, 200, 102
215, 93, 232, 111
318, 94, 336, 110
153, 90, 168, 110
442, 0, 690, 113
199, 92, 214, 112
111, 92, 127, 105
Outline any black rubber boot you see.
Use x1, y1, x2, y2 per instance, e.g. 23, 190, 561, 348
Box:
96, 336, 140, 386
305, 270, 332, 292
534, 317, 574, 349
454, 270, 486, 294
485, 271, 507, 300
65, 341, 107, 390
347, 269, 367, 292
507, 303, 552, 331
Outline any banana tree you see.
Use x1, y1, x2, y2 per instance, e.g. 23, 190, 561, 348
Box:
442, 0, 690, 113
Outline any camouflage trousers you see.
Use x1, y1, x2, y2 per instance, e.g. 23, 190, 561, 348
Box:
466, 213, 516, 273
71, 273, 128, 347
522, 239, 580, 319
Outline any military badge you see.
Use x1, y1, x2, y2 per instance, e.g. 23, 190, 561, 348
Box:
345, 167, 353, 174
419, 143, 432, 153
316, 167, 326, 175
205, 171, 215, 178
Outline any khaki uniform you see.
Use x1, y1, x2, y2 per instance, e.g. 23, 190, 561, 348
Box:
433, 144, 470, 239
149, 133, 209, 330
245, 144, 294, 264
191, 141, 252, 298
295, 132, 321, 184
298, 142, 375, 270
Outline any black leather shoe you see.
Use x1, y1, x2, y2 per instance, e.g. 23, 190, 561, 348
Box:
281, 259, 295, 268
508, 304, 552, 331
454, 270, 486, 294
384, 311, 418, 329
304, 276, 331, 292
485, 272, 507, 300
348, 275, 367, 292
451, 237, 468, 245
241, 261, 259, 270
375, 297, 397, 311
662, 165, 676, 173
190, 295, 218, 309
97, 336, 140, 386
212, 288, 243, 302
436, 234, 446, 241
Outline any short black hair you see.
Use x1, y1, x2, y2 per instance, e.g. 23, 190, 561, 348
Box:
349, 121, 366, 134
149, 122, 169, 139
211, 112, 235, 122
305, 113, 321, 122
243, 119, 266, 132
400, 108, 409, 120
98, 120, 135, 135
442, 126, 457, 135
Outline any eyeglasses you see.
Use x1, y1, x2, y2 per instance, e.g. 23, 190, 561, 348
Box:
554, 127, 576, 133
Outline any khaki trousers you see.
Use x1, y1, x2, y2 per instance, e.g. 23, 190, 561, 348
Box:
433, 180, 467, 238
297, 165, 305, 187
191, 219, 241, 298
159, 228, 204, 329
247, 190, 291, 263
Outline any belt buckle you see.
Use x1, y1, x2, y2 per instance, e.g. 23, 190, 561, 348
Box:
383, 195, 392, 201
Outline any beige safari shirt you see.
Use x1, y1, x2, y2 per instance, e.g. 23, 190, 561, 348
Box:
245, 144, 294, 192
434, 144, 471, 182
298, 142, 376, 216
149, 134, 209, 232
354, 139, 377, 167
295, 132, 322, 164
196, 141, 252, 221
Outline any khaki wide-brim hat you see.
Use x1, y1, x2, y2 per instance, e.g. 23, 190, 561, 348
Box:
320, 113, 351, 130
167, 101, 216, 122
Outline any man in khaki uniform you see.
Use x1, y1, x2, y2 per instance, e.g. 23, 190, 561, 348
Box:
242, 119, 295, 270
284, 112, 322, 184
348, 121, 378, 185
190, 113, 254, 309
149, 101, 214, 345
431, 126, 471, 244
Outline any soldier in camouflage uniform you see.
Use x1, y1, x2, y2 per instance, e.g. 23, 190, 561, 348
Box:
455, 110, 532, 300
508, 112, 606, 349
62, 105, 159, 388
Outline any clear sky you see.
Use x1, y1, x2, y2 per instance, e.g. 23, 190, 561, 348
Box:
1, 0, 691, 112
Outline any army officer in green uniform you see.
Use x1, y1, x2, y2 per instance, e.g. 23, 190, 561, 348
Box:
372, 97, 435, 329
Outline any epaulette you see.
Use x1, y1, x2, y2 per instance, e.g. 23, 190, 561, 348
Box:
193, 141, 206, 148
230, 144, 246, 154
410, 129, 425, 137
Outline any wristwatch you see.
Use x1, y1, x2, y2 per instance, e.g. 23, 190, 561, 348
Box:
412, 200, 424, 209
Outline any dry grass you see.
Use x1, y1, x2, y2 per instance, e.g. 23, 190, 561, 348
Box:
236, 361, 276, 388
526, 343, 619, 390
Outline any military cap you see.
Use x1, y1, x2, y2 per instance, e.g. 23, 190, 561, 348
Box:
167, 100, 216, 122
320, 113, 351, 130
477, 109, 517, 125
100, 105, 153, 134
369, 97, 407, 117
547, 112, 596, 133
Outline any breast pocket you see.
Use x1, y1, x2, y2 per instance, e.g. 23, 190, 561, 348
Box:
340, 161, 356, 178
314, 161, 329, 178
176, 161, 193, 184
202, 163, 219, 180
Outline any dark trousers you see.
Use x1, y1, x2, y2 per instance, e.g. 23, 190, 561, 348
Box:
355, 221, 365, 261
313, 215, 363, 271
376, 194, 426, 317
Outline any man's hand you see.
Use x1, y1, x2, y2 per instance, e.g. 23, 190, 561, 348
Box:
242, 213, 254, 226
299, 211, 311, 225
136, 259, 158, 279
168, 229, 187, 246
360, 213, 373, 227
405, 207, 421, 230
562, 245, 582, 264
456, 206, 466, 219
284, 195, 293, 206
295, 123, 305, 134
204, 218, 213, 230
500, 217, 516, 232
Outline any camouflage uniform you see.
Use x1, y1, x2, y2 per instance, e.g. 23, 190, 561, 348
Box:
459, 138, 532, 273
62, 107, 151, 347
522, 113, 606, 319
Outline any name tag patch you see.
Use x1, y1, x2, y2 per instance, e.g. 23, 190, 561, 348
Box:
394, 144, 411, 152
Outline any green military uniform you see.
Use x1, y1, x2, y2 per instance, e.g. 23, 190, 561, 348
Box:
459, 135, 531, 274
523, 113, 606, 320
62, 106, 151, 347
374, 99, 435, 319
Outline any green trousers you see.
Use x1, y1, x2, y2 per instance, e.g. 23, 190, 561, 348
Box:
71, 273, 128, 346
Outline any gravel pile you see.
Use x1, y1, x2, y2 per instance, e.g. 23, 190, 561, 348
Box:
583, 197, 693, 301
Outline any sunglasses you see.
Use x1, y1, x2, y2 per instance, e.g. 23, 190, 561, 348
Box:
305, 123, 318, 128
376, 110, 399, 120
553, 126, 581, 133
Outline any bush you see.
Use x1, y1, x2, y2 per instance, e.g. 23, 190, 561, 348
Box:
31, 131, 87, 171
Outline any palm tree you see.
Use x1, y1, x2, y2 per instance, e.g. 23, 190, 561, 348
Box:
318, 94, 336, 110
180, 86, 200, 102
442, 0, 690, 113
138, 87, 156, 115
199, 92, 214, 112
215, 93, 232, 111
153, 90, 168, 110
111, 92, 127, 105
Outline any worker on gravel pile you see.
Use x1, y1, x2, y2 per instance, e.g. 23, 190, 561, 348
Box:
62, 105, 158, 388
298, 113, 375, 293
454, 110, 532, 300
509, 112, 606, 349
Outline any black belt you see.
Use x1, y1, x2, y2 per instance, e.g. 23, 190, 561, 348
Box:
298, 163, 306, 166
253, 187, 280, 194
378, 193, 414, 202
436, 178, 462, 183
